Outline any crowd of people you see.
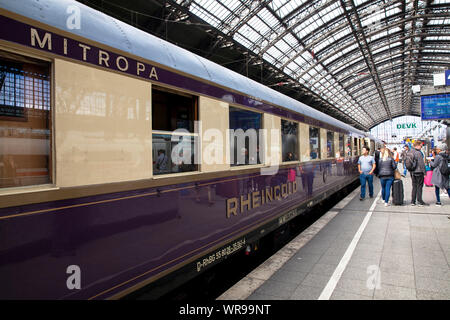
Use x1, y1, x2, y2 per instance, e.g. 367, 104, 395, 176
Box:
358, 141, 450, 207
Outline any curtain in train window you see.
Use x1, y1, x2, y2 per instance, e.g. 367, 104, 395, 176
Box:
229, 106, 262, 166
326, 131, 334, 158
151, 86, 198, 175
0, 51, 51, 188
309, 126, 320, 160
281, 120, 298, 162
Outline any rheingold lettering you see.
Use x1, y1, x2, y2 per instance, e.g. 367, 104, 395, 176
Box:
226, 181, 298, 218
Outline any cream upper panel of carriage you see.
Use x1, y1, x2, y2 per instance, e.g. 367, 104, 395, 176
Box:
0, 0, 365, 137
55, 58, 152, 187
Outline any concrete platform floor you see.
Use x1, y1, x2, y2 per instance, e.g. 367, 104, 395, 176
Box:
218, 173, 450, 300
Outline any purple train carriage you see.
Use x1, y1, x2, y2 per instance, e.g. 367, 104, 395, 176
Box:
0, 0, 382, 299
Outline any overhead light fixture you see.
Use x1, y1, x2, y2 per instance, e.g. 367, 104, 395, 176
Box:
411, 85, 420, 93
433, 73, 445, 86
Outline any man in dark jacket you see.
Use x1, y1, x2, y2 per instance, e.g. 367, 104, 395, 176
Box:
409, 141, 428, 206
373, 147, 381, 176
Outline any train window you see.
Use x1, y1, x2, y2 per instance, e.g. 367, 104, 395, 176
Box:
0, 51, 51, 189
281, 120, 298, 162
229, 106, 262, 166
339, 134, 344, 158
346, 136, 352, 157
353, 138, 358, 156
151, 86, 198, 175
152, 133, 197, 175
326, 131, 334, 158
152, 86, 197, 133
309, 126, 320, 160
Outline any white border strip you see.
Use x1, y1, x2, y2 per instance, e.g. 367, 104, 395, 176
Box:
318, 191, 382, 300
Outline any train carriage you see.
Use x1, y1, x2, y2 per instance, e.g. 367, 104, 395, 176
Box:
0, 0, 381, 299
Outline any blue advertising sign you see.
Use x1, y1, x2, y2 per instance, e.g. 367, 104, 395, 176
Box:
446, 70, 450, 86
421, 93, 450, 120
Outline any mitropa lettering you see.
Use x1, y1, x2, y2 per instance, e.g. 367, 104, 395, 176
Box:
226, 181, 298, 218
30, 28, 159, 80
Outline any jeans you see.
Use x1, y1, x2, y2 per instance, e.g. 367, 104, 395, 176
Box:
435, 186, 450, 203
411, 173, 424, 204
360, 173, 374, 198
380, 177, 394, 203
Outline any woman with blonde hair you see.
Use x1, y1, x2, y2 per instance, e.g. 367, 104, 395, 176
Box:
378, 147, 397, 206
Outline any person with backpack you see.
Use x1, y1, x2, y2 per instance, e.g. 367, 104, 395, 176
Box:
405, 141, 428, 206
377, 148, 397, 206
400, 144, 410, 177
430, 143, 450, 206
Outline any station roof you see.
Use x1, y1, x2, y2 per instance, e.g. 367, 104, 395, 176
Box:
77, 0, 450, 131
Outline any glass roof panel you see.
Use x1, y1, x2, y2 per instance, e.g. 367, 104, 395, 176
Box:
182, 0, 449, 129
246, 15, 271, 37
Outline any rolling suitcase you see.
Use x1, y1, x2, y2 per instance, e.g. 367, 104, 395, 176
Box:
392, 179, 404, 205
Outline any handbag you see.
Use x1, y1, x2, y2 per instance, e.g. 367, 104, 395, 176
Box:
394, 169, 401, 180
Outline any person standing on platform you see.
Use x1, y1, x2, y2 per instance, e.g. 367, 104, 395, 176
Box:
430, 143, 450, 206
358, 146, 376, 201
408, 141, 428, 206
378, 148, 397, 206
393, 147, 399, 165
401, 145, 410, 177
373, 147, 381, 177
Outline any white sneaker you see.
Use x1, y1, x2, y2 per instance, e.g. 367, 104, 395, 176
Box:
384, 202, 390, 207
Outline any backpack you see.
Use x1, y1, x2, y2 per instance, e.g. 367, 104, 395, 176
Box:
440, 156, 450, 177
404, 150, 417, 171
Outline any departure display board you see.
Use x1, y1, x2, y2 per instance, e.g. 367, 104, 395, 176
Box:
421, 93, 450, 120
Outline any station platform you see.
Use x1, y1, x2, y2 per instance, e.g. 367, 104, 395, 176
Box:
218, 173, 450, 300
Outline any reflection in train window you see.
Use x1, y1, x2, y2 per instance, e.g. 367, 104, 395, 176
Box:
152, 134, 198, 175
281, 120, 298, 162
353, 138, 358, 156
327, 131, 334, 158
309, 126, 320, 160
0, 51, 51, 188
346, 136, 352, 157
151, 86, 198, 175
229, 106, 262, 166
152, 86, 197, 133
339, 134, 344, 158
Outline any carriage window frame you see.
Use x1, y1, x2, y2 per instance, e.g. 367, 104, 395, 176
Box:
346, 135, 352, 158
309, 126, 321, 161
151, 85, 199, 176
326, 131, 334, 159
353, 137, 358, 157
281, 119, 299, 163
0, 49, 53, 190
229, 106, 263, 167
338, 133, 345, 158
